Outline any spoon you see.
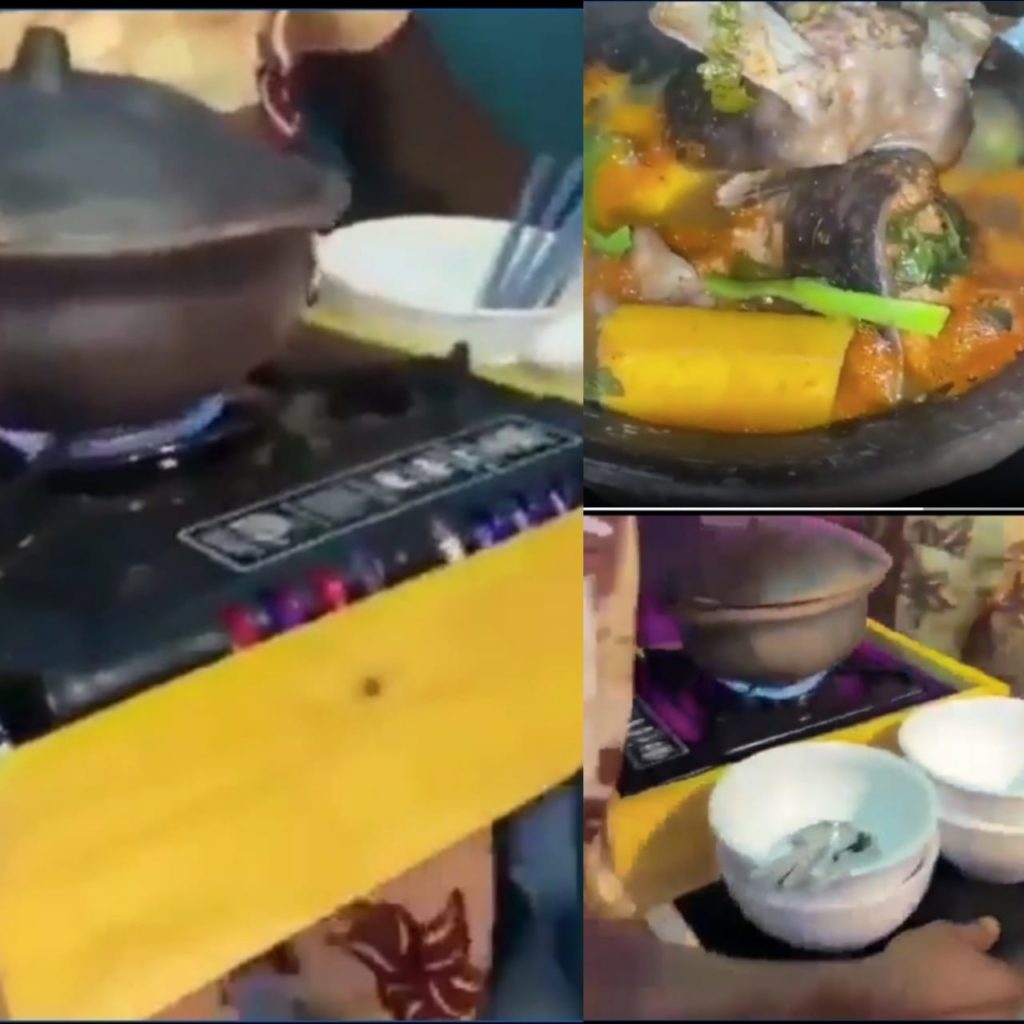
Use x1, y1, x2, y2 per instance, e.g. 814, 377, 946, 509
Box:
750, 820, 880, 893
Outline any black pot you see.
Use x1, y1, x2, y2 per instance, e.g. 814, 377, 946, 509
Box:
584, 34, 1024, 504
0, 27, 349, 432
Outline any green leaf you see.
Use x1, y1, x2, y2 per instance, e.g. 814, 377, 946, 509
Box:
704, 275, 951, 336
585, 367, 625, 402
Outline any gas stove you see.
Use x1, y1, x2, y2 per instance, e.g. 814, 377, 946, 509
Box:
618, 642, 957, 797
0, 339, 580, 743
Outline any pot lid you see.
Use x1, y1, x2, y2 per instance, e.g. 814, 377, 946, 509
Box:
639, 515, 893, 611
0, 27, 350, 257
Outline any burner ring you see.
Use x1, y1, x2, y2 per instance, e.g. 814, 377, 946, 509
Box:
718, 671, 828, 701
0, 396, 227, 466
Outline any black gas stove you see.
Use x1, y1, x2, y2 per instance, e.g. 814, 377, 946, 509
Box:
0, 341, 580, 743
618, 642, 956, 797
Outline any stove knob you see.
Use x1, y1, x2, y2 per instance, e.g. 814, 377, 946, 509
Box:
469, 514, 498, 551
310, 569, 349, 613
548, 485, 569, 516
489, 506, 520, 543
522, 493, 554, 524
495, 501, 531, 539
350, 551, 387, 597
431, 518, 467, 564
267, 588, 308, 633
222, 605, 268, 650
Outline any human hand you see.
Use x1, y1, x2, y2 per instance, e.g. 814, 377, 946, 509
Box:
859, 918, 1024, 1020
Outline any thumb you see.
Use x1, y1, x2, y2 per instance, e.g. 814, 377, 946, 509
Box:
951, 916, 1002, 952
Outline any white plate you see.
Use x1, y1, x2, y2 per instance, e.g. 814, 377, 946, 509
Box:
314, 215, 581, 368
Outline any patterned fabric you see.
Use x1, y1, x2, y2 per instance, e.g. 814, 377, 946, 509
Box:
159, 831, 493, 1021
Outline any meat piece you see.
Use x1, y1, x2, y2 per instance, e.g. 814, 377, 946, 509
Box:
628, 227, 711, 304
654, 1, 997, 170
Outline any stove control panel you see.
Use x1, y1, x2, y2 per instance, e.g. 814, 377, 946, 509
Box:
217, 483, 572, 652
175, 415, 582, 656
181, 417, 576, 574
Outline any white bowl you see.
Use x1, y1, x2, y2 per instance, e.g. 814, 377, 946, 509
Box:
709, 741, 938, 904
939, 812, 1024, 883
899, 697, 1024, 828
314, 216, 581, 368
721, 834, 939, 952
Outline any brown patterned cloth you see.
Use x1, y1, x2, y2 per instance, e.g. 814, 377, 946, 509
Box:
156, 831, 493, 1022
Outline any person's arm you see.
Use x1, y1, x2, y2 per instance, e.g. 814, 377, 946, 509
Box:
584, 917, 859, 1021
292, 13, 527, 219
586, 914, 1024, 1021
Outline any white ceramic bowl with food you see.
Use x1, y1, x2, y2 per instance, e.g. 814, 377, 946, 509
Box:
720, 834, 939, 953
709, 741, 938, 905
314, 215, 581, 368
899, 697, 1024, 828
938, 812, 1024, 883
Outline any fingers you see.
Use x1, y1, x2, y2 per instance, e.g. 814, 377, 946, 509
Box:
951, 916, 1002, 953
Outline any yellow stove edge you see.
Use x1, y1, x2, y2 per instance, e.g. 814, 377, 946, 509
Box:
0, 512, 583, 1021
609, 621, 1010, 914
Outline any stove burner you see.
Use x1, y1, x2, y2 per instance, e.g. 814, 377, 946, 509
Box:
718, 671, 828, 702
620, 642, 956, 797
0, 396, 227, 466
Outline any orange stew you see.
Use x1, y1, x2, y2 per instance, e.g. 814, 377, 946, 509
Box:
585, 67, 1024, 428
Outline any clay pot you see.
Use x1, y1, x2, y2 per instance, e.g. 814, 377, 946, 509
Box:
643, 516, 893, 685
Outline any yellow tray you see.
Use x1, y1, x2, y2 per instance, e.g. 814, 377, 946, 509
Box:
609, 621, 1010, 911
306, 308, 583, 405
0, 512, 583, 1020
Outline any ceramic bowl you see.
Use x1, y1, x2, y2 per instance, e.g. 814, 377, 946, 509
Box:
710, 741, 938, 904
899, 697, 1024, 828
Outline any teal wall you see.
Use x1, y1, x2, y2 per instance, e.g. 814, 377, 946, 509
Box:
419, 8, 581, 161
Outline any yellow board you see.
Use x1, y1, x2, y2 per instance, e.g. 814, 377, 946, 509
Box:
0, 513, 583, 1020
306, 308, 583, 405
609, 621, 1010, 911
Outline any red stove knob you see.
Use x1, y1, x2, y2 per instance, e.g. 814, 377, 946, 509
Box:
310, 569, 349, 612
222, 605, 266, 650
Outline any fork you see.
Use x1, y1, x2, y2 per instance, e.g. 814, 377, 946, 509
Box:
477, 154, 583, 311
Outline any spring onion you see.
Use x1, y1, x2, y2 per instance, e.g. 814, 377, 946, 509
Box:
700, 2, 755, 114
704, 275, 951, 337
584, 130, 633, 257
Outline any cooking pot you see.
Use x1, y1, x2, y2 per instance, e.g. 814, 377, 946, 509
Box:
583, 29, 1024, 505
0, 27, 349, 432
640, 516, 892, 684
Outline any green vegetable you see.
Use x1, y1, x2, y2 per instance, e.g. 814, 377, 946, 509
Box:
888, 203, 970, 291
699, 2, 755, 115
585, 367, 625, 402
584, 129, 633, 257
704, 275, 951, 336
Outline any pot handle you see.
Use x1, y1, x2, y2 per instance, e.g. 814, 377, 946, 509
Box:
12, 27, 72, 95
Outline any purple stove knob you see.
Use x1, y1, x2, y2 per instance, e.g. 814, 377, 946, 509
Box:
489, 506, 521, 542
470, 516, 498, 550
522, 493, 553, 524
267, 589, 308, 633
